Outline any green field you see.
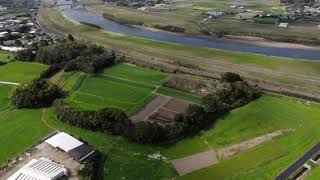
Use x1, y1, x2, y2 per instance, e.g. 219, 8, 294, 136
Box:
0, 62, 47, 84
0, 84, 13, 112
0, 109, 50, 166
64, 64, 169, 115
45, 94, 320, 179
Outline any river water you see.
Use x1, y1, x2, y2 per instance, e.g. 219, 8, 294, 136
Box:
57, 0, 320, 60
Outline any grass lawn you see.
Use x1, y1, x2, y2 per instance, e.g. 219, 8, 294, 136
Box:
103, 63, 168, 86
0, 62, 47, 84
0, 84, 13, 112
156, 86, 202, 104
178, 95, 320, 179
0, 109, 50, 166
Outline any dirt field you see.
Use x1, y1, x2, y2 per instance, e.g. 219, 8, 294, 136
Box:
217, 128, 295, 159
1, 142, 82, 180
130, 95, 190, 125
130, 95, 171, 123
171, 150, 218, 176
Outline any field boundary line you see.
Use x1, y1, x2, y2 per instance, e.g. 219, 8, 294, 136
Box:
0, 81, 20, 86
41, 109, 57, 130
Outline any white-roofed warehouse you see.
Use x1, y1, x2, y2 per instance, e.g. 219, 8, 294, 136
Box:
7, 158, 68, 180
45, 132, 95, 162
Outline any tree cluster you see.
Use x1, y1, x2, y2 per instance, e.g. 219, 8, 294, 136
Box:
53, 77, 261, 144
176, 81, 262, 136
15, 41, 117, 74
12, 79, 65, 108
53, 100, 132, 136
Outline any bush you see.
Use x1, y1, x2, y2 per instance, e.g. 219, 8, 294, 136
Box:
221, 72, 243, 83
12, 79, 65, 108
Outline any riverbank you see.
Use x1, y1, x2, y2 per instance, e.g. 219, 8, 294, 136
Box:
224, 35, 320, 51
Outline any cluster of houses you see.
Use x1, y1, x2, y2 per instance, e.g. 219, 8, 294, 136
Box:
0, 15, 55, 51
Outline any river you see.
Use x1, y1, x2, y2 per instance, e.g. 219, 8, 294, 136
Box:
56, 0, 320, 60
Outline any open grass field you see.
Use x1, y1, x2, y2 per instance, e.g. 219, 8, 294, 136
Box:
64, 64, 171, 115
44, 94, 320, 179
156, 86, 202, 104
0, 84, 13, 112
0, 109, 50, 166
38, 8, 320, 97
0, 62, 46, 84
64, 63, 203, 115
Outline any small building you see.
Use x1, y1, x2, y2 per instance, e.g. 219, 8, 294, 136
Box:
45, 132, 95, 162
7, 158, 68, 180
279, 22, 289, 28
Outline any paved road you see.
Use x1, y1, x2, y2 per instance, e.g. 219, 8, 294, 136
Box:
275, 143, 320, 180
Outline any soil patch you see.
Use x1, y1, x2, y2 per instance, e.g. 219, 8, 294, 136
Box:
218, 128, 295, 159
130, 96, 190, 125
171, 150, 218, 176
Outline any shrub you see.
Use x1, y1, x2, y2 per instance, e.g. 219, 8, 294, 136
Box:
221, 72, 243, 83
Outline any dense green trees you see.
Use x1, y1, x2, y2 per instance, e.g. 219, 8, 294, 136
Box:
53, 100, 132, 136
12, 79, 64, 108
15, 42, 117, 75
15, 48, 35, 62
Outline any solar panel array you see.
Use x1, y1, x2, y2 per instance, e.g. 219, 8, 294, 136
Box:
13, 172, 41, 180
27, 159, 64, 176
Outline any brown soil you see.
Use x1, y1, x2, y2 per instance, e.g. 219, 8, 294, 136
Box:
172, 150, 218, 176
130, 95, 171, 123
130, 96, 190, 126
217, 129, 295, 159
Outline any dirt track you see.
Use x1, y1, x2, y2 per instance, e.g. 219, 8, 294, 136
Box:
218, 128, 295, 159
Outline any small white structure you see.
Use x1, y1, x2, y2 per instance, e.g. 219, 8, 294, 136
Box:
45, 132, 83, 152
7, 158, 68, 180
279, 23, 288, 28
45, 132, 95, 162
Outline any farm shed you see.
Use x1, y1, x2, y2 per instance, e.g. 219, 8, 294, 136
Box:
7, 158, 68, 180
45, 132, 95, 162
